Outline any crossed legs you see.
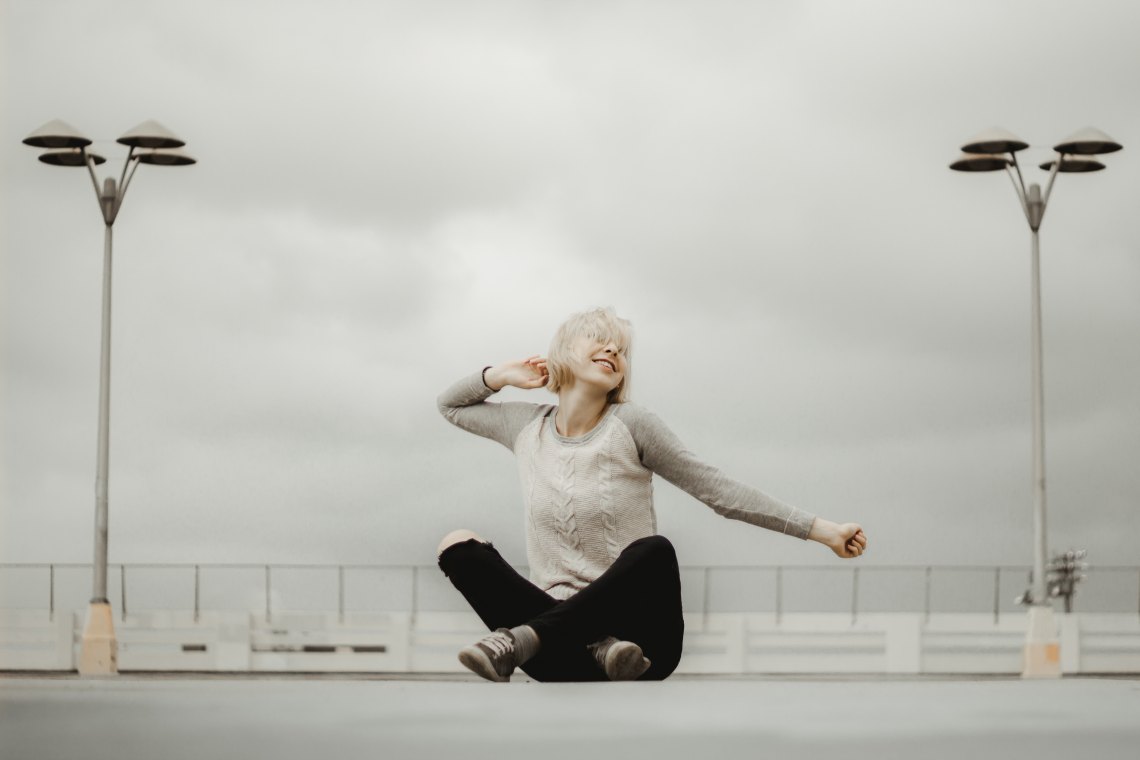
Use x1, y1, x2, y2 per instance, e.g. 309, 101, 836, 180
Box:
437, 530, 684, 682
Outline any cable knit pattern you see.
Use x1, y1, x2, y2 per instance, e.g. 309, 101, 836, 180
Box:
551, 447, 589, 577
438, 371, 816, 600
598, 441, 622, 561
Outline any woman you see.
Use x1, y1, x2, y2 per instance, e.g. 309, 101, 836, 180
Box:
436, 307, 867, 682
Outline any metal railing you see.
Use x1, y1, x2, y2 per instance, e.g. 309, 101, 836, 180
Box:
2, 563, 1138, 625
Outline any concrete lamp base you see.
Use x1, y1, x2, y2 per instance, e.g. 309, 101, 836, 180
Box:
78, 601, 118, 676
1021, 605, 1061, 679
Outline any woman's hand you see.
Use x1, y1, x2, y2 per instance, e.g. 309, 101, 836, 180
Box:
484, 356, 549, 391
807, 518, 867, 559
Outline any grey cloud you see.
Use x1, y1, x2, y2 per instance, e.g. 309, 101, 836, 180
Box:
4, 0, 1139, 568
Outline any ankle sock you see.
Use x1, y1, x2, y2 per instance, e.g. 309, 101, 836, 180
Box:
508, 624, 540, 664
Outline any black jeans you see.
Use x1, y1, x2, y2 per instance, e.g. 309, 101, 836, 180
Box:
437, 534, 685, 682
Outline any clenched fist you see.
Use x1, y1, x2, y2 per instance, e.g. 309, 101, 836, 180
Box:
808, 518, 867, 559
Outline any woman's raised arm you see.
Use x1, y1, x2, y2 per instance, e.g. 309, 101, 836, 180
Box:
436, 357, 549, 452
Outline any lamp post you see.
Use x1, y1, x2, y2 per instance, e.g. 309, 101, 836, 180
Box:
950, 127, 1122, 679
22, 119, 196, 675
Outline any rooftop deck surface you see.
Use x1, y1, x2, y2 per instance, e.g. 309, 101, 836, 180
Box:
3, 673, 1138, 760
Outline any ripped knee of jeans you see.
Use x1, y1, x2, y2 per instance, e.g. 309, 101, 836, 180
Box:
436, 537, 495, 573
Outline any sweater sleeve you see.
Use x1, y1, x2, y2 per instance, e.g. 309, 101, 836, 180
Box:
436, 370, 544, 452
614, 404, 816, 539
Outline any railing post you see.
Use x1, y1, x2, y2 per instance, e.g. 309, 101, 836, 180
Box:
411, 566, 419, 629
851, 567, 859, 625
193, 565, 200, 624
775, 566, 782, 626
49, 564, 55, 622
338, 565, 345, 625
993, 567, 1001, 624
265, 565, 271, 623
923, 566, 932, 624
702, 567, 710, 630
120, 564, 127, 621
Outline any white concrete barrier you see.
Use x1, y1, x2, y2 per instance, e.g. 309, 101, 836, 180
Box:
0, 611, 73, 670
2, 608, 1138, 674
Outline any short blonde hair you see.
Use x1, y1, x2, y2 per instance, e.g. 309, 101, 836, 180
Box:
546, 307, 633, 403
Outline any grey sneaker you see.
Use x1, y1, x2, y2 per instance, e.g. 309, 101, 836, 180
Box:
458, 628, 518, 682
588, 636, 651, 681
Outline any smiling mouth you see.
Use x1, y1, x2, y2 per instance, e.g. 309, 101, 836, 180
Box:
593, 359, 616, 372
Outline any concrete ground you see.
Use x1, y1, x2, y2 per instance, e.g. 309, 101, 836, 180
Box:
2, 673, 1138, 760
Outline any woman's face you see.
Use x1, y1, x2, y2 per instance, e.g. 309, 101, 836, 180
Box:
569, 335, 627, 395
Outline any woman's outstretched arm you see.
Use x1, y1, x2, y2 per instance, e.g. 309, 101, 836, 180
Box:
614, 404, 867, 558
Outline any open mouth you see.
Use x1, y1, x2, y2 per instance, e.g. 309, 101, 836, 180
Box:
593, 359, 616, 372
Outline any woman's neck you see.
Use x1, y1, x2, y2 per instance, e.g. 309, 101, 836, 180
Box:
555, 384, 609, 437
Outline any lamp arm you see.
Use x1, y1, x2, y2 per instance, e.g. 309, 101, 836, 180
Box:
1005, 161, 1032, 227
1041, 152, 1063, 209
83, 147, 103, 204
1010, 151, 1030, 196
117, 146, 135, 193
115, 150, 142, 218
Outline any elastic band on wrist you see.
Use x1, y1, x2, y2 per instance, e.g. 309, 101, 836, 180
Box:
481, 366, 495, 391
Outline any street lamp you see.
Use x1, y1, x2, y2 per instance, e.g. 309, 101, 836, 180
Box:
22, 119, 196, 676
950, 126, 1122, 679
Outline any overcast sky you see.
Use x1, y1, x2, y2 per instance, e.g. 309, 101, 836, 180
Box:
2, 0, 1138, 572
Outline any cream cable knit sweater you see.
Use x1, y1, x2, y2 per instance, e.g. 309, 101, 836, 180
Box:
438, 371, 816, 600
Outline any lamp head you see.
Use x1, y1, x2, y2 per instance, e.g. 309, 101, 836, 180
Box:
37, 148, 107, 167
960, 127, 1029, 155
135, 148, 197, 166
950, 152, 1011, 172
23, 119, 92, 149
117, 120, 187, 149
1053, 127, 1122, 156
1039, 156, 1106, 173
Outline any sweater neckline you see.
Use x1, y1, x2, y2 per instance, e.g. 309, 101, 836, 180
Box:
545, 404, 617, 445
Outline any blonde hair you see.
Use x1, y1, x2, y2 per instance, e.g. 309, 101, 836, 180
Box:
546, 307, 633, 403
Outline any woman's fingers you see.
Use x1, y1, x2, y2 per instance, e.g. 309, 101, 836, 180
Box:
523, 357, 549, 379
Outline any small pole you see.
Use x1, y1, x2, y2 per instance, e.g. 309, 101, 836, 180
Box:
993, 567, 1001, 624
923, 566, 932, 624
775, 566, 782, 626
338, 565, 345, 625
120, 565, 127, 622
410, 566, 419, 629
193, 565, 200, 624
702, 567, 710, 629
